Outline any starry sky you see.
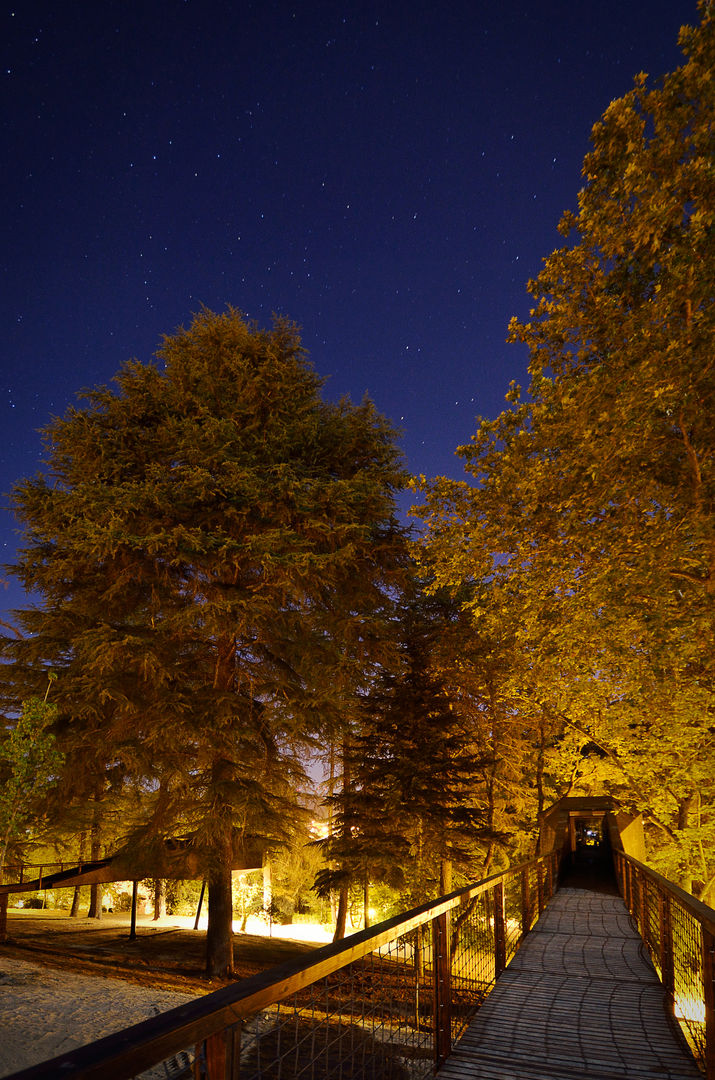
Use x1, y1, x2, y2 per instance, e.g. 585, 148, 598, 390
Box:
1, 0, 699, 620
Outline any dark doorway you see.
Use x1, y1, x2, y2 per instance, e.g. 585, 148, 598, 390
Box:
561, 817, 619, 894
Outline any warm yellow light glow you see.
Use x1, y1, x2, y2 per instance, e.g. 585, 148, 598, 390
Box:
675, 993, 706, 1025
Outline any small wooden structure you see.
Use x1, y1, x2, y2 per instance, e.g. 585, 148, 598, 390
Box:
0, 833, 270, 941
538, 794, 646, 863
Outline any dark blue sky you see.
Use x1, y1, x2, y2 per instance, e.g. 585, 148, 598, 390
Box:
1, 0, 698, 618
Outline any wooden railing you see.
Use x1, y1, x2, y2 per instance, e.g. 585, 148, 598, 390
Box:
2, 861, 85, 884
5, 849, 560, 1079
614, 849, 715, 1079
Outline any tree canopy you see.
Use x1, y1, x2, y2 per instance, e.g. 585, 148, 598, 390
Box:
414, 5, 715, 896
2, 308, 409, 973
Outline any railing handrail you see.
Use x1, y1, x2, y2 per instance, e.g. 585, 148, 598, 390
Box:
614, 848, 715, 1078
5, 849, 559, 1080
616, 849, 715, 935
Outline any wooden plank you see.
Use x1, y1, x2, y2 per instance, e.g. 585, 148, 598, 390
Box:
439, 887, 702, 1080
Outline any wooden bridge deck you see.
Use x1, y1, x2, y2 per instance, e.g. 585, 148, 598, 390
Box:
439, 886, 702, 1080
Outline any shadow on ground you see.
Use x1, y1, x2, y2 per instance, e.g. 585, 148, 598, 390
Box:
0, 910, 316, 991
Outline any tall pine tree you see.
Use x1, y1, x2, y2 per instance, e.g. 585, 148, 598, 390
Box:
2, 308, 408, 974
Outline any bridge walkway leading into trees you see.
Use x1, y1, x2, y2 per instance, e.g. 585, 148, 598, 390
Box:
439, 881, 702, 1080
4, 839, 714, 1080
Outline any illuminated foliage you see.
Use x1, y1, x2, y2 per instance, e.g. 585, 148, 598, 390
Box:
0, 694, 63, 874
319, 583, 495, 918
415, 7, 715, 896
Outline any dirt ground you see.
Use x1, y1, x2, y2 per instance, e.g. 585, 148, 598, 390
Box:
0, 909, 317, 994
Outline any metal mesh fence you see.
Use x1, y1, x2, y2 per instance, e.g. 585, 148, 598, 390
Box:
3, 852, 561, 1080
670, 896, 706, 1064
238, 933, 438, 1080
614, 851, 714, 1075
232, 860, 559, 1080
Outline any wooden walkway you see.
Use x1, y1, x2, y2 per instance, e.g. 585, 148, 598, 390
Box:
439, 886, 702, 1080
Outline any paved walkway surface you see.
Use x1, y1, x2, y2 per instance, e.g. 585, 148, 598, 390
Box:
438, 886, 702, 1080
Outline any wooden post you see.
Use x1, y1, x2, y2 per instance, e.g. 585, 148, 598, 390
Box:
520, 867, 531, 940
0, 893, 8, 943
129, 880, 138, 940
702, 928, 715, 1080
659, 890, 675, 1015
194, 880, 207, 930
493, 882, 506, 977
204, 1029, 231, 1079
537, 863, 545, 916
432, 911, 452, 1067
626, 859, 635, 911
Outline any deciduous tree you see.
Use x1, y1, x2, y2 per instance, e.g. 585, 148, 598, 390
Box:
415, 6, 715, 893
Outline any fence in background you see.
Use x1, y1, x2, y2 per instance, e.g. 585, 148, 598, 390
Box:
7, 849, 560, 1080
614, 850, 715, 1079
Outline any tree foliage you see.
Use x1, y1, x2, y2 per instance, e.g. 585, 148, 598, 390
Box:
2, 308, 408, 971
414, 6, 715, 896
0, 692, 63, 875
317, 581, 498, 919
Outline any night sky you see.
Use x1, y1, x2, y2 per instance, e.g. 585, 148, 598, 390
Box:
1, 0, 698, 620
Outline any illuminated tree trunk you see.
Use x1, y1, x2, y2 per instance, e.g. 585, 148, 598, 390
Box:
333, 740, 351, 943
69, 832, 86, 917
205, 645, 237, 978
334, 885, 348, 941
87, 795, 102, 920
677, 794, 694, 894
152, 879, 166, 920
206, 835, 234, 978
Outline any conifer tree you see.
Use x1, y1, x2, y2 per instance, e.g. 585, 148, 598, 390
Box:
319, 584, 491, 914
2, 308, 408, 974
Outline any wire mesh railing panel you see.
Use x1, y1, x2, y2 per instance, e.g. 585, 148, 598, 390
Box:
1, 851, 564, 1080
671, 897, 707, 1065
641, 876, 662, 971
615, 850, 715, 1077
448, 891, 494, 1046
522, 863, 540, 934
504, 872, 525, 965
236, 929, 437, 1080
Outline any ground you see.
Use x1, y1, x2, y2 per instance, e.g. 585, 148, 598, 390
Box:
0, 908, 324, 992
0, 909, 331, 1076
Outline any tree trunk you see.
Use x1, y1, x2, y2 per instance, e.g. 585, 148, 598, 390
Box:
87, 809, 102, 920
678, 794, 694, 894
153, 878, 166, 920
332, 739, 351, 943
206, 814, 235, 978
206, 860, 234, 978
333, 884, 348, 942
88, 885, 101, 919
70, 831, 87, 918
69, 886, 82, 917
363, 873, 370, 929
440, 858, 452, 895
